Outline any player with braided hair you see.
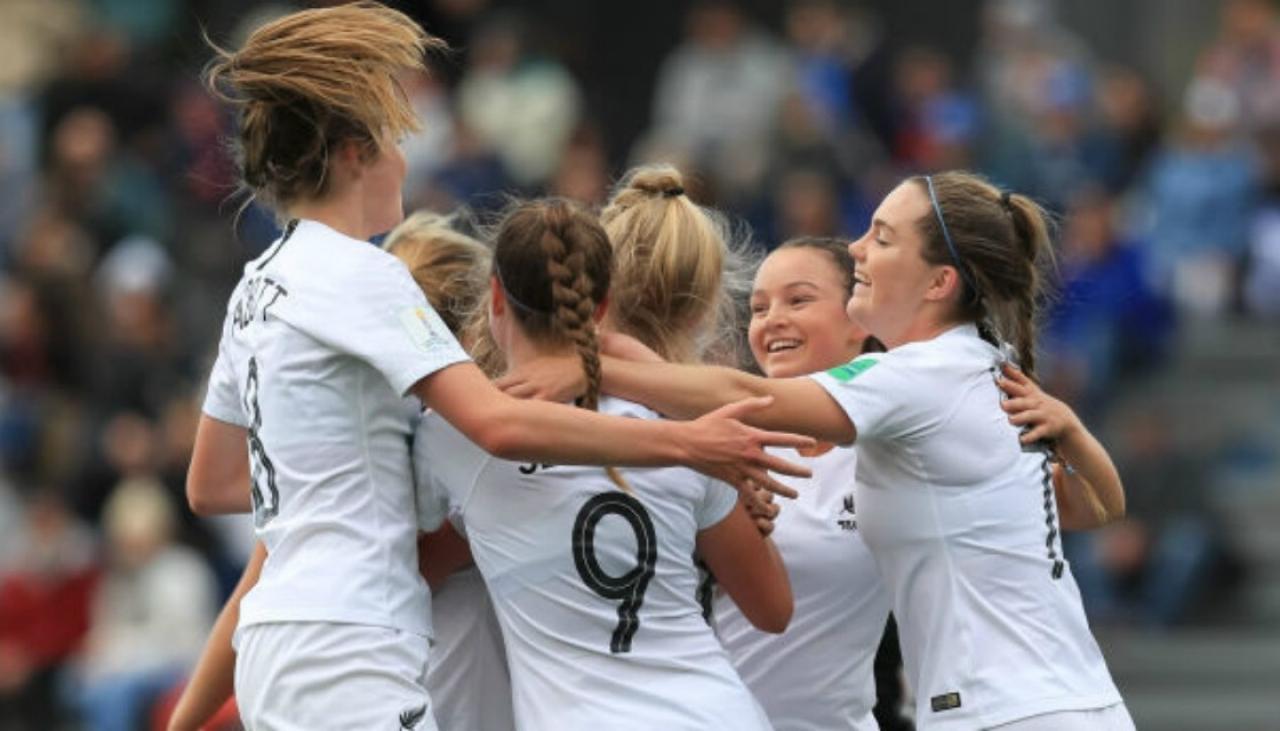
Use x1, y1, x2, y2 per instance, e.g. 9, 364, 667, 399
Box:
414, 198, 790, 730
185, 5, 811, 728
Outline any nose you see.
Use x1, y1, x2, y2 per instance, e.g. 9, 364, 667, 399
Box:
849, 235, 867, 262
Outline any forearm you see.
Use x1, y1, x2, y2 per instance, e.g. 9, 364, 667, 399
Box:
601, 356, 765, 420
485, 397, 689, 466
1055, 426, 1124, 529
168, 542, 265, 731
601, 357, 852, 442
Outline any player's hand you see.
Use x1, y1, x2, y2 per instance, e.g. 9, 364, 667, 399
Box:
679, 396, 812, 499
497, 354, 584, 401
600, 331, 665, 363
742, 485, 779, 536
997, 363, 1081, 445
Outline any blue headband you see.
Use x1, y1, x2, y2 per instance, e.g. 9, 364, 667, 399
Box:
924, 175, 978, 297
494, 264, 550, 316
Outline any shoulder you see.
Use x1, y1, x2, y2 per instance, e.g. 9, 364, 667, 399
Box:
272, 221, 413, 288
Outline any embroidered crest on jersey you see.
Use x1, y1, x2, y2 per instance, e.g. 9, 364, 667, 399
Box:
399, 703, 427, 729
399, 305, 456, 354
836, 493, 857, 531
826, 357, 878, 383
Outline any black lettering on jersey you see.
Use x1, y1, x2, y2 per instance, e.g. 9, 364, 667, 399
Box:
930, 692, 962, 712
572, 492, 658, 653
518, 462, 554, 475
244, 357, 280, 527
233, 275, 289, 331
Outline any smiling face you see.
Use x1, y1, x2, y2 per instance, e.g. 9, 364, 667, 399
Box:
748, 246, 868, 378
847, 180, 958, 347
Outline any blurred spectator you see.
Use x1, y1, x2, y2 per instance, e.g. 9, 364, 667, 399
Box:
1093, 66, 1164, 193
550, 125, 610, 206
456, 11, 582, 188
1041, 187, 1172, 417
1243, 125, 1280, 317
1065, 412, 1230, 629
644, 0, 791, 204
0, 489, 98, 730
974, 0, 1094, 130
1143, 77, 1259, 315
70, 477, 215, 731
892, 46, 979, 172
1194, 0, 1280, 134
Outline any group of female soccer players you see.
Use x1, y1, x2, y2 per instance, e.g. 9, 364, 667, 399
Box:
173, 3, 1135, 730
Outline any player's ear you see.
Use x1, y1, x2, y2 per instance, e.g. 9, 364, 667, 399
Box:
489, 276, 505, 317
592, 294, 608, 324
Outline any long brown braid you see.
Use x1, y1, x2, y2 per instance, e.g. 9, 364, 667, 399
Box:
493, 199, 630, 493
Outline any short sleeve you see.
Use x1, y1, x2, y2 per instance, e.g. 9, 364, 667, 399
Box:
201, 315, 248, 427
807, 353, 920, 443
413, 412, 489, 533
281, 254, 470, 396
695, 477, 740, 530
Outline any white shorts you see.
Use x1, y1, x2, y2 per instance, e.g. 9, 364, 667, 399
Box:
989, 702, 1135, 731
234, 621, 438, 731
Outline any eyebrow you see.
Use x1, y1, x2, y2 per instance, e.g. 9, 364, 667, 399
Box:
873, 218, 896, 234
751, 280, 822, 298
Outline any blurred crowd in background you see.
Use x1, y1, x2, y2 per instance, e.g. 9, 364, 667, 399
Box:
0, 0, 1277, 728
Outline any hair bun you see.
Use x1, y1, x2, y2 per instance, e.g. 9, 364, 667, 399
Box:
622, 164, 687, 200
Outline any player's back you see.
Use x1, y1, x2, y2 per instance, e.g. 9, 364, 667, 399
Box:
416, 396, 772, 731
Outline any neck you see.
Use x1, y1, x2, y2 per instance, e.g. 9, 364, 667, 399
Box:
502, 329, 577, 374
880, 315, 968, 350
289, 193, 369, 241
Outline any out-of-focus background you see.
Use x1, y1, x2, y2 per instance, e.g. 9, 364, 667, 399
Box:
0, 0, 1276, 729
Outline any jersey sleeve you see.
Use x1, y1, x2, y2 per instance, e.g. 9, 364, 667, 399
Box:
807, 352, 922, 443
201, 311, 248, 427
284, 254, 471, 396
695, 477, 740, 530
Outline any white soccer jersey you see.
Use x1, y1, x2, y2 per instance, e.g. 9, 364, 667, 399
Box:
809, 324, 1122, 730
426, 565, 515, 731
202, 219, 470, 638
713, 444, 888, 731
415, 397, 773, 731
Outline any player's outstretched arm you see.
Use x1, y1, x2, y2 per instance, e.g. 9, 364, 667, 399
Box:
998, 364, 1125, 530
413, 362, 815, 498
167, 541, 266, 731
187, 415, 252, 516
697, 502, 793, 633
498, 354, 855, 445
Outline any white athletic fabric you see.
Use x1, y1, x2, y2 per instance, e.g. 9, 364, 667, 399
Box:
233, 621, 437, 731
415, 396, 773, 731
988, 702, 1135, 730
202, 218, 470, 638
426, 557, 515, 729
713, 444, 888, 731
809, 324, 1123, 730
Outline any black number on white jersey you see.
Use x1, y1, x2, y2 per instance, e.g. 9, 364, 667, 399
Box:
244, 357, 280, 527
572, 492, 657, 653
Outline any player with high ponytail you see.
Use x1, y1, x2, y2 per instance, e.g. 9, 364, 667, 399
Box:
505, 170, 1134, 730
414, 198, 791, 730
